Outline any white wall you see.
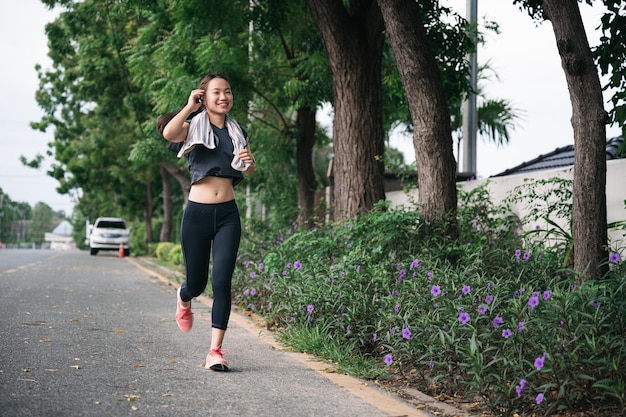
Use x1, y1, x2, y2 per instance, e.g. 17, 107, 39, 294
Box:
386, 159, 626, 249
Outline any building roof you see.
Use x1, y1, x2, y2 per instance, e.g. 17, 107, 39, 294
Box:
52, 220, 73, 236
492, 136, 624, 177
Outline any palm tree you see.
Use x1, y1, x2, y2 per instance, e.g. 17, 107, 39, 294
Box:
450, 62, 523, 156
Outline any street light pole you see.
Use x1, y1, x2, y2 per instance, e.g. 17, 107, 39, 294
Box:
461, 0, 478, 178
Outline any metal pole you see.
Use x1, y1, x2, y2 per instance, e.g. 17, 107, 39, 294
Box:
461, 0, 478, 177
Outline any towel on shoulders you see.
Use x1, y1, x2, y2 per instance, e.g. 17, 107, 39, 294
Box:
176, 110, 251, 172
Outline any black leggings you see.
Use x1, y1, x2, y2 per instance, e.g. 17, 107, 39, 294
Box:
179, 200, 241, 330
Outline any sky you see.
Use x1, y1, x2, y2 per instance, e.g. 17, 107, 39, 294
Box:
0, 1, 622, 217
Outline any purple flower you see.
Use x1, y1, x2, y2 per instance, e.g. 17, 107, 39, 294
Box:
502, 329, 512, 339
429, 360, 435, 368
294, 260, 302, 269
462, 285, 471, 295
258, 262, 264, 270
477, 305, 487, 315
427, 271, 433, 281
536, 393, 544, 404
410, 259, 419, 270
518, 321, 525, 332
250, 288, 257, 296
543, 290, 551, 301
373, 333, 378, 342
307, 304, 314, 313
356, 265, 361, 273
523, 252, 531, 260
515, 378, 527, 398
397, 269, 406, 282
243, 289, 250, 296
609, 252, 620, 263
431, 285, 441, 297
485, 295, 494, 304
249, 271, 256, 278
458, 312, 470, 325
402, 328, 411, 340
592, 301, 601, 308
534, 352, 547, 371
528, 295, 539, 310
492, 316, 504, 328
394, 304, 400, 313
384, 354, 393, 365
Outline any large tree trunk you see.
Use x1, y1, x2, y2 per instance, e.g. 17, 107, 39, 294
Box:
306, 0, 386, 221
296, 106, 319, 228
542, 0, 608, 282
377, 0, 458, 227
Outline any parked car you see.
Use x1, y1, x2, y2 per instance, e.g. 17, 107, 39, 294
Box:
87, 217, 130, 256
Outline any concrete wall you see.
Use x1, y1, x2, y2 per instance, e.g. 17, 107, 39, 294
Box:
386, 159, 626, 249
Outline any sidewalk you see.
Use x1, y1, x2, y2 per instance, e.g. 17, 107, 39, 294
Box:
129, 257, 477, 417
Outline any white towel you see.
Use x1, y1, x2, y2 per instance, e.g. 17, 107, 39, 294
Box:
177, 110, 250, 172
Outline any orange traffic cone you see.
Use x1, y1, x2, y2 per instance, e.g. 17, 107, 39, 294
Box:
118, 242, 125, 258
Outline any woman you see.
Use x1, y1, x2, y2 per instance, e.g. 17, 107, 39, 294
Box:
157, 73, 256, 371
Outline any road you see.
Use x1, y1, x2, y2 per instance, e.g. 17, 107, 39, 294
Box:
0, 249, 436, 417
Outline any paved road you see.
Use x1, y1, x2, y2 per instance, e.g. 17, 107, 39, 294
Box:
0, 249, 433, 417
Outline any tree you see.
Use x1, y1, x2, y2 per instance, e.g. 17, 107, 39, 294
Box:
28, 202, 56, 244
248, 0, 333, 228
515, 0, 608, 281
33, 0, 158, 237
305, 0, 386, 221
377, 0, 458, 226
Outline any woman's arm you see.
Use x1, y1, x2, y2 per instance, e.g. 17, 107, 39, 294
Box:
162, 89, 205, 142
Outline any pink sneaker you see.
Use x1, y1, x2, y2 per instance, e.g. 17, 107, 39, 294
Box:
175, 287, 193, 332
206, 347, 229, 372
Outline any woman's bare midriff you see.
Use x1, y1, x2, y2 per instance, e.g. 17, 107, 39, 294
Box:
188, 176, 236, 204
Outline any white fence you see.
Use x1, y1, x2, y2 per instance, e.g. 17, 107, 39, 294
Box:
386, 159, 626, 249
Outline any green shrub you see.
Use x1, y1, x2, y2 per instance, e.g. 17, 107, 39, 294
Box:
231, 181, 625, 416
155, 242, 175, 261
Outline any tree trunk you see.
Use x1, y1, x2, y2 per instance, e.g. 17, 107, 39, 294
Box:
377, 0, 458, 228
296, 106, 319, 229
306, 0, 386, 221
159, 165, 173, 242
160, 162, 190, 243
144, 181, 154, 245
542, 0, 608, 282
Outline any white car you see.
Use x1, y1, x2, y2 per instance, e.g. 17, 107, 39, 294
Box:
88, 217, 130, 256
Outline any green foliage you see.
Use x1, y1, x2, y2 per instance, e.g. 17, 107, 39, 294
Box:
228, 182, 626, 416
594, 0, 626, 133
129, 220, 147, 256
155, 242, 176, 261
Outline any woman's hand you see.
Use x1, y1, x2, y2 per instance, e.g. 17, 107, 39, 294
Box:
238, 148, 256, 173
187, 89, 205, 111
